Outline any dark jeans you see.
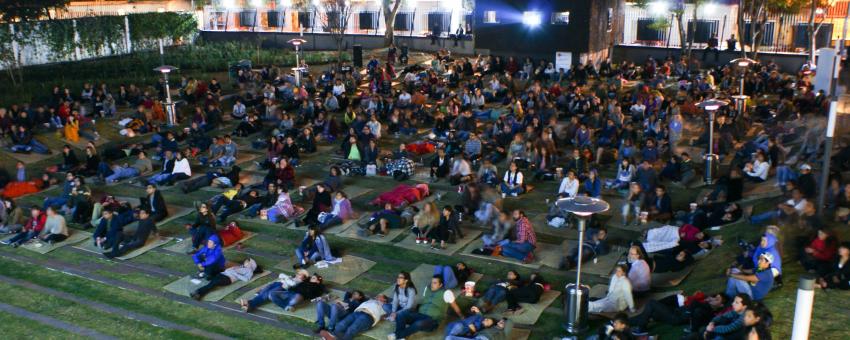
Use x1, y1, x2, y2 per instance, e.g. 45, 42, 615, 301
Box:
106, 236, 144, 258
194, 273, 232, 298
334, 311, 374, 340
506, 285, 542, 310
395, 310, 438, 339
481, 285, 508, 306
42, 233, 68, 243
316, 301, 348, 330
7, 230, 38, 246
628, 299, 686, 329
190, 226, 216, 249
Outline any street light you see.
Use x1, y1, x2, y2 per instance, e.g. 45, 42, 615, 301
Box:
288, 38, 307, 86
697, 99, 729, 184
729, 57, 756, 115
153, 65, 179, 126
556, 196, 610, 334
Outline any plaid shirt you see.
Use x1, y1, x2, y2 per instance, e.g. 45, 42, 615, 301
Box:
388, 158, 415, 176
515, 216, 537, 246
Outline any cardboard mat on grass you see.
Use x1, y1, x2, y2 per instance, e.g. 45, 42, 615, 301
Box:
235, 287, 346, 320
561, 240, 623, 277
115, 235, 173, 260
379, 263, 484, 297
9, 230, 91, 254
395, 229, 483, 255
334, 219, 407, 244
163, 231, 257, 253
461, 240, 564, 270
3, 149, 54, 164
164, 270, 271, 302
492, 289, 561, 325
273, 254, 375, 285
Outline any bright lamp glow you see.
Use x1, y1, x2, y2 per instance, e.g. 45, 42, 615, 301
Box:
280, 0, 292, 6
702, 2, 717, 15
704, 105, 720, 111
222, 0, 237, 8
522, 11, 542, 27
815, 8, 824, 15
648, 1, 668, 16
251, 0, 264, 7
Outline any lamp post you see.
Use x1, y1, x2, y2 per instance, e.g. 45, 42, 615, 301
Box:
729, 57, 756, 115
288, 38, 307, 86
153, 65, 179, 126
697, 99, 729, 185
790, 276, 815, 340
556, 196, 610, 334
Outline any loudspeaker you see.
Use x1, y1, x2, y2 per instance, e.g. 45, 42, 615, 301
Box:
353, 45, 363, 67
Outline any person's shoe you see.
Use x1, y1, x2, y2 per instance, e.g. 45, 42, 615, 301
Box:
511, 193, 518, 197
387, 334, 396, 340
190, 292, 202, 301
313, 324, 324, 334
294, 220, 302, 228
11, 243, 18, 248
292, 264, 301, 270
1, 240, 11, 245
103, 252, 115, 259
47, 240, 54, 246
284, 306, 294, 312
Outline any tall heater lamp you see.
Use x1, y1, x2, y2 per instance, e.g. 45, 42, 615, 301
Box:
556, 196, 610, 334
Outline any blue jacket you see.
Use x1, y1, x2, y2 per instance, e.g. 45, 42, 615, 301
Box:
193, 234, 225, 269
753, 233, 782, 274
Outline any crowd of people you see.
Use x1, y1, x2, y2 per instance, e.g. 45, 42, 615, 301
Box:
0, 40, 847, 340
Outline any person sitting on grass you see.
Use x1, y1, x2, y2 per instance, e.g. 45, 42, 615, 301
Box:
499, 210, 536, 263
815, 242, 850, 289
42, 172, 76, 211
100, 151, 153, 184
387, 271, 418, 321
2, 206, 45, 248
311, 191, 353, 231
725, 253, 776, 302
320, 294, 388, 340
503, 272, 546, 315
627, 245, 652, 297
10, 125, 50, 154
38, 206, 69, 245
444, 306, 496, 339
697, 294, 752, 340
263, 188, 303, 223
411, 202, 440, 244
149, 150, 192, 186
190, 258, 262, 300
244, 274, 326, 312
91, 208, 135, 250
294, 225, 336, 269
587, 312, 632, 340
478, 270, 523, 313
192, 234, 225, 279
104, 208, 156, 259
185, 202, 216, 255
140, 184, 168, 222
388, 275, 463, 340
561, 227, 609, 270
58, 145, 80, 172
589, 265, 634, 314
499, 161, 525, 198
314, 290, 367, 334
426, 206, 462, 250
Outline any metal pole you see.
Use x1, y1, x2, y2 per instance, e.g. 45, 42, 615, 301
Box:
164, 72, 175, 126
790, 276, 815, 340
817, 44, 842, 215
573, 216, 586, 331
705, 110, 715, 184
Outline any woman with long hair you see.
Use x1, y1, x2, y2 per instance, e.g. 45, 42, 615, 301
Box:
387, 271, 417, 321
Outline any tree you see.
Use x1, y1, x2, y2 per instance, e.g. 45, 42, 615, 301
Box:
381, 0, 404, 46
0, 0, 69, 22
319, 0, 352, 66
736, 0, 806, 60
806, 0, 830, 63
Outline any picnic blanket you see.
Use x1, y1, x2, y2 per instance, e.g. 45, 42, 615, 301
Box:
15, 230, 91, 254
163, 271, 271, 302
274, 255, 375, 285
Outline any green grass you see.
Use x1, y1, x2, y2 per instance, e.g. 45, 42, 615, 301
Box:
0, 310, 76, 339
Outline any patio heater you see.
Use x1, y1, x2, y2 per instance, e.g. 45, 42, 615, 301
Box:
696, 99, 729, 185
153, 65, 179, 126
556, 196, 610, 334
288, 38, 307, 86
729, 58, 756, 115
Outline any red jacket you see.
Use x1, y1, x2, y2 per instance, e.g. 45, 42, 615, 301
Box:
23, 213, 46, 233
808, 237, 837, 262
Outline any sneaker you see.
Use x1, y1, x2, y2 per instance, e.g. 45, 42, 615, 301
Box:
511, 193, 518, 197
387, 334, 396, 340
501, 193, 507, 198
1, 240, 11, 245
319, 330, 336, 340
313, 325, 324, 334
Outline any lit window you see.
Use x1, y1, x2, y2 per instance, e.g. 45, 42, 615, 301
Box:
483, 10, 498, 24
551, 11, 569, 25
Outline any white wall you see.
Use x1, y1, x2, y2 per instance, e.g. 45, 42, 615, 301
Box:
622, 2, 738, 49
